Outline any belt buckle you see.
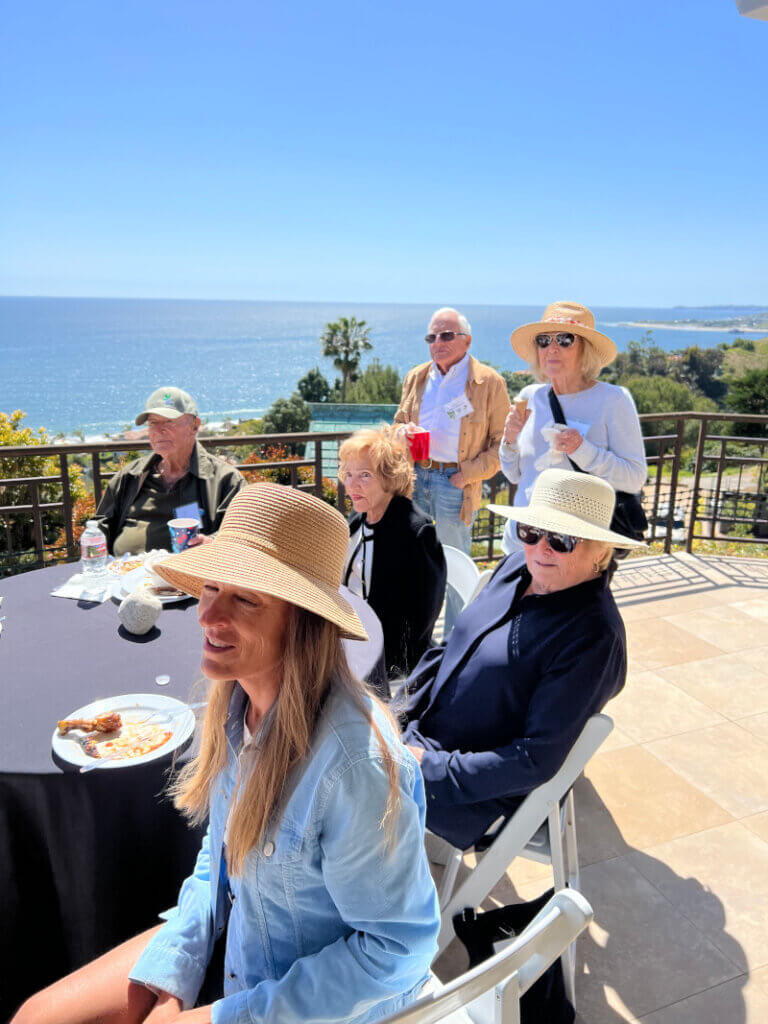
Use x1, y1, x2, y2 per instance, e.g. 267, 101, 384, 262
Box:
418, 458, 433, 470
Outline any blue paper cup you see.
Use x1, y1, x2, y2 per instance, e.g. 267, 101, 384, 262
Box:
168, 517, 201, 553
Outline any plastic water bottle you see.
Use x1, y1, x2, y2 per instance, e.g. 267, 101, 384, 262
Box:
80, 520, 108, 576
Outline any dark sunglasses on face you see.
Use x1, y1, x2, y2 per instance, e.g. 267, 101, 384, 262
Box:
534, 332, 577, 349
424, 331, 467, 344
516, 522, 581, 554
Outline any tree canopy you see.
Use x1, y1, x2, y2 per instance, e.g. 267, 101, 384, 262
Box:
320, 316, 373, 401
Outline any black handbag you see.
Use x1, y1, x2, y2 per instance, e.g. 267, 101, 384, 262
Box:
452, 888, 575, 1024
547, 389, 647, 544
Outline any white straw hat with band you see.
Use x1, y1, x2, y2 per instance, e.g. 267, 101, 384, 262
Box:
510, 301, 618, 368
488, 469, 645, 549
154, 483, 369, 640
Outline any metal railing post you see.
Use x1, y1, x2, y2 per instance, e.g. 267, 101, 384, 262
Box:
313, 440, 324, 500
687, 418, 708, 553
59, 452, 75, 558
666, 418, 685, 555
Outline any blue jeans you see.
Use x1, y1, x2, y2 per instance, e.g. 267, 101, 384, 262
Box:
413, 465, 473, 634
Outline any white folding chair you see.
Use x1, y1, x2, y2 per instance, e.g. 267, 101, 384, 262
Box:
377, 890, 593, 1024
469, 568, 493, 603
432, 714, 613, 1007
443, 546, 480, 606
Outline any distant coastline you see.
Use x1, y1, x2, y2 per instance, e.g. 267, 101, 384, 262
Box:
614, 320, 768, 334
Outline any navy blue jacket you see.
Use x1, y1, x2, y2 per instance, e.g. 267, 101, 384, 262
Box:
402, 556, 627, 850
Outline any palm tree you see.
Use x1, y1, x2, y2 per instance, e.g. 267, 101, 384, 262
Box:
320, 316, 373, 402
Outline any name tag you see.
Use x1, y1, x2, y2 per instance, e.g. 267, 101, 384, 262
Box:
445, 394, 474, 421
174, 501, 202, 524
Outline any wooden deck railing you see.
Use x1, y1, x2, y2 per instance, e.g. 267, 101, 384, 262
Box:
1, 413, 767, 575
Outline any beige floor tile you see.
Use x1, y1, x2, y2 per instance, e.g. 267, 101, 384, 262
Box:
572, 857, 741, 1022
657, 654, 768, 720
604, 671, 725, 743
664, 607, 768, 654
625, 619, 725, 670
636, 975, 768, 1024
729, 598, 768, 623
646, 722, 768, 818
618, 591, 724, 620
736, 712, 768, 744
717, 586, 768, 605
628, 822, 768, 971
738, 646, 768, 673
598, 724, 637, 754
583, 747, 732, 856
753, 963, 768, 997
741, 811, 768, 844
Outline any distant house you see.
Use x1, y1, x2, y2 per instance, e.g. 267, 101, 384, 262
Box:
308, 403, 398, 476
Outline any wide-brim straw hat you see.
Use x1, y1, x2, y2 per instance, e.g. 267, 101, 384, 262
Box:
154, 482, 368, 640
487, 468, 644, 549
510, 301, 618, 369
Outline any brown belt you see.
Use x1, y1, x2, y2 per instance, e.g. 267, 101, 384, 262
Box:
416, 459, 459, 471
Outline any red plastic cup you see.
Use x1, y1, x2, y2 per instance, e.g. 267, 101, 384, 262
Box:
407, 429, 430, 461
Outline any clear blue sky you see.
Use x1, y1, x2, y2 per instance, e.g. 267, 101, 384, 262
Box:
1, 0, 766, 306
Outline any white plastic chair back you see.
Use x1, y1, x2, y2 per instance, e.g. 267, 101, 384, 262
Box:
376, 890, 593, 1024
434, 714, 614, 1008
470, 568, 493, 603
443, 545, 480, 608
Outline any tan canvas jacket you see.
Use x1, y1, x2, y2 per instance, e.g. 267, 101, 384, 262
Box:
394, 355, 510, 524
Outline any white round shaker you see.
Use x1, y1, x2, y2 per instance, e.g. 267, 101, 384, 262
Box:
119, 590, 162, 634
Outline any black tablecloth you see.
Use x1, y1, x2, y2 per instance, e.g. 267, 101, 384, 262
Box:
0, 564, 206, 1019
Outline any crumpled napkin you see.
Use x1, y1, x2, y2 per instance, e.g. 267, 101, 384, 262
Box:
51, 572, 116, 603
534, 423, 571, 472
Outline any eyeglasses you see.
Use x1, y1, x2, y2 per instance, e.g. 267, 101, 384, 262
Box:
424, 331, 467, 344
534, 332, 577, 349
516, 522, 581, 554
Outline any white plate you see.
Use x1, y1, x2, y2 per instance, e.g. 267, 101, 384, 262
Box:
52, 693, 196, 770
117, 565, 190, 605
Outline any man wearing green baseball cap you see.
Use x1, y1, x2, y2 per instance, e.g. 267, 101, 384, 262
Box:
94, 387, 245, 556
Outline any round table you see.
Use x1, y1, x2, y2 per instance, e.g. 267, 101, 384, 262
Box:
0, 562, 383, 1019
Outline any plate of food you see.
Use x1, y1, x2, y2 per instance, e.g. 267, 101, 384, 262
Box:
116, 565, 190, 604
52, 693, 197, 770
107, 555, 146, 576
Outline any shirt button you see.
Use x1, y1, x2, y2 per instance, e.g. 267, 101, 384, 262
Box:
228, 971, 237, 980
263, 840, 275, 857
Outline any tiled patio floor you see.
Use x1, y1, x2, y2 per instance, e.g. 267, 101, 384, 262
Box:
434, 553, 768, 1023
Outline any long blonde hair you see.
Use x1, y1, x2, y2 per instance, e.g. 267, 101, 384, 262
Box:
170, 606, 402, 876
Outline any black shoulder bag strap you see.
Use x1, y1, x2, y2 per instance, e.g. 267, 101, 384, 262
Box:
547, 388, 581, 474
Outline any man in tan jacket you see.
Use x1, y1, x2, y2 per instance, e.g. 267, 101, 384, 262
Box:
395, 307, 509, 592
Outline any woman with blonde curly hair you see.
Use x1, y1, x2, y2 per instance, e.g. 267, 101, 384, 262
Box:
339, 426, 446, 688
13, 484, 439, 1024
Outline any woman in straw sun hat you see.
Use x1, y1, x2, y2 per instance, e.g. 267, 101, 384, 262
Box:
401, 468, 639, 854
499, 301, 647, 558
16, 484, 439, 1024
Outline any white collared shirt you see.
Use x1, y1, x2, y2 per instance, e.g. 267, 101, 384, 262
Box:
417, 352, 471, 462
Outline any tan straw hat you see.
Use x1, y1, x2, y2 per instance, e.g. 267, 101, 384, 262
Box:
487, 468, 644, 549
154, 483, 368, 640
510, 301, 618, 368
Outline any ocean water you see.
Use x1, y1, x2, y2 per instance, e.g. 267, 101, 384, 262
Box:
0, 297, 765, 437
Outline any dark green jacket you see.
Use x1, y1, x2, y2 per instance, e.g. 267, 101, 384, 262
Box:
94, 442, 245, 554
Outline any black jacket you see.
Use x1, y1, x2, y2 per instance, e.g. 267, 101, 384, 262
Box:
347, 495, 446, 680
402, 556, 627, 849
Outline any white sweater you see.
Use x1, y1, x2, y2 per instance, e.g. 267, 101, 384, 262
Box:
498, 381, 647, 553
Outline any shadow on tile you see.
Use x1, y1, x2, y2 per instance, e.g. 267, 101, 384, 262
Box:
436, 777, 750, 1024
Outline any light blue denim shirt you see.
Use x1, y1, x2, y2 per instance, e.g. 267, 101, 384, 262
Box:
130, 682, 439, 1024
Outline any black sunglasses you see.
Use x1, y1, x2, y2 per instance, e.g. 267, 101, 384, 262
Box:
425, 331, 467, 344
534, 332, 577, 349
516, 522, 581, 554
